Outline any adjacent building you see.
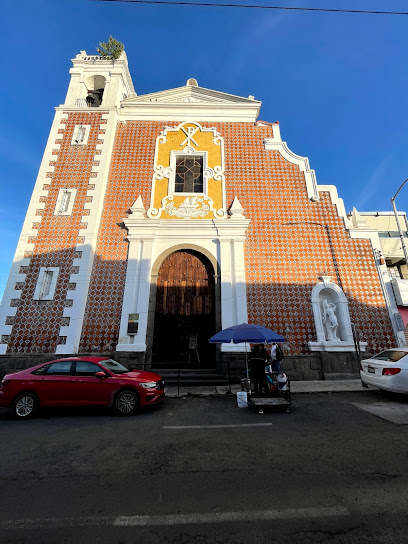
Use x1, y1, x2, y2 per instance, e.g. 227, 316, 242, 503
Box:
349, 209, 408, 341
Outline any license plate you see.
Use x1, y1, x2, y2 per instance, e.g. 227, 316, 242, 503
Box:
367, 365, 376, 374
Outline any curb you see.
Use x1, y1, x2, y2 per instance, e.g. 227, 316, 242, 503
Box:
165, 380, 369, 397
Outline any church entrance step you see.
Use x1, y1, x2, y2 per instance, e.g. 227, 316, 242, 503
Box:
153, 368, 230, 386
151, 361, 217, 370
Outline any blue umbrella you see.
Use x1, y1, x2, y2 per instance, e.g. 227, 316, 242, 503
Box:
209, 323, 285, 380
209, 323, 285, 344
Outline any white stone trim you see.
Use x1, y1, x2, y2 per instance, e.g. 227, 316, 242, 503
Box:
148, 122, 227, 220
308, 277, 359, 352
120, 85, 261, 122
0, 110, 68, 353
263, 138, 352, 230
308, 341, 367, 353
263, 138, 319, 201
316, 185, 350, 227
56, 111, 119, 354
116, 212, 250, 352
64, 51, 135, 109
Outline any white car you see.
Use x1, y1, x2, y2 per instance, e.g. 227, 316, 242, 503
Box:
360, 348, 408, 393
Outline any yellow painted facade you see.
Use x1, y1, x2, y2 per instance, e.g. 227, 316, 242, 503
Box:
151, 122, 224, 219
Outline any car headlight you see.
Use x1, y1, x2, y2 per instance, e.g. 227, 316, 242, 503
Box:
139, 381, 159, 389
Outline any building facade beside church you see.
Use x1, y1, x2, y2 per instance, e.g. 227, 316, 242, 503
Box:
0, 49, 404, 375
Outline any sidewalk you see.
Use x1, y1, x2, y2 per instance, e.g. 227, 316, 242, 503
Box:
166, 379, 367, 397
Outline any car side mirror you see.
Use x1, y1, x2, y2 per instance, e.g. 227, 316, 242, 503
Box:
95, 371, 107, 379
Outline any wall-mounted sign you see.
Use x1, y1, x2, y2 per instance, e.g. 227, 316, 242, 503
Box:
127, 314, 139, 334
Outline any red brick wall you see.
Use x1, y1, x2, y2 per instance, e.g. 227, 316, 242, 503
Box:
6, 112, 105, 354
78, 121, 393, 355
220, 122, 393, 353
79, 121, 157, 352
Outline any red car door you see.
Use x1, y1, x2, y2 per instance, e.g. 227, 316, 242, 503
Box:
36, 361, 76, 405
71, 361, 118, 405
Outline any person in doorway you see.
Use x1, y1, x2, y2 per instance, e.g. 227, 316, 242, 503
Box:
249, 344, 269, 396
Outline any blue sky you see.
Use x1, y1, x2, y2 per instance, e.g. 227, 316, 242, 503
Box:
1, 0, 408, 299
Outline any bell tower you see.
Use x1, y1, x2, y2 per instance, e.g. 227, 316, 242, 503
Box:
64, 50, 136, 108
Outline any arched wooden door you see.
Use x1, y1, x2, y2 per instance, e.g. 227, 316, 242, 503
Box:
152, 250, 216, 367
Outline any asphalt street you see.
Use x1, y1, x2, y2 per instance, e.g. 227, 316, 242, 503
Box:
1, 389, 408, 544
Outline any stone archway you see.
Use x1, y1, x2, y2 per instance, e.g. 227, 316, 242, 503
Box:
148, 249, 218, 368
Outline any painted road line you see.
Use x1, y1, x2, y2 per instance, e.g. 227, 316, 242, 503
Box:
114, 507, 349, 526
1, 517, 114, 530
163, 423, 274, 429
0, 507, 350, 531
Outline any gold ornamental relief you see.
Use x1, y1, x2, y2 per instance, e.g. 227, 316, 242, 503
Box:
148, 122, 226, 219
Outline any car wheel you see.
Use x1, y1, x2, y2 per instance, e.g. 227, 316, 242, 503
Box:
114, 389, 139, 417
12, 393, 38, 419
361, 380, 369, 388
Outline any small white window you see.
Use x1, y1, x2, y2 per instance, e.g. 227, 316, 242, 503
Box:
54, 188, 76, 216
71, 125, 90, 146
40, 270, 53, 297
34, 267, 59, 300
59, 190, 71, 213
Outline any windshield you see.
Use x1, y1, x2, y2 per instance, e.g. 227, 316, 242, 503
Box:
371, 350, 407, 363
98, 359, 130, 374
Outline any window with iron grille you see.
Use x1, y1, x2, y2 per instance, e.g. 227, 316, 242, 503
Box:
59, 190, 71, 214
40, 270, 53, 298
71, 125, 90, 146
33, 267, 59, 300
54, 188, 76, 216
74, 125, 86, 144
175, 156, 203, 193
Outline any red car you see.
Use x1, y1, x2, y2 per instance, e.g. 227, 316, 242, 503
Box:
0, 357, 165, 419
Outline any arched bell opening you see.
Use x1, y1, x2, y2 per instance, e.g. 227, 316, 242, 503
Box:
85, 75, 106, 107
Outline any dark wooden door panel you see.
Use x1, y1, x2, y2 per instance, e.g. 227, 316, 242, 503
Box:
156, 251, 213, 316
153, 250, 216, 365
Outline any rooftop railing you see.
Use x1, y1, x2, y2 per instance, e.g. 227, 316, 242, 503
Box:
74, 98, 101, 108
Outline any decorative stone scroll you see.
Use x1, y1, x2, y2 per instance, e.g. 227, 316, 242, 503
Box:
164, 196, 211, 219
147, 121, 227, 220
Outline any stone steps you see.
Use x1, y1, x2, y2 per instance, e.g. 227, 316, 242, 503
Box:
153, 368, 230, 386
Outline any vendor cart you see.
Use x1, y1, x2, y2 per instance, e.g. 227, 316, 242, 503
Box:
249, 376, 292, 414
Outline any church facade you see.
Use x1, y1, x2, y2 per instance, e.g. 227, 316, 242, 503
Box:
0, 50, 404, 375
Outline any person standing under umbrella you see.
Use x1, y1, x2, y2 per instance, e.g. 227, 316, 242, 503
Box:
270, 342, 284, 374
250, 344, 269, 396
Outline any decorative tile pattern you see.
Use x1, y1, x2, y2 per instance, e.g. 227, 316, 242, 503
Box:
5, 111, 104, 354
79, 121, 393, 354
7, 118, 394, 355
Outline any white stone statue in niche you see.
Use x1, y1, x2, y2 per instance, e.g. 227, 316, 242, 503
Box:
322, 299, 340, 341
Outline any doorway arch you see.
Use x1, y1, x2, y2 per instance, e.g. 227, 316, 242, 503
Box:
147, 248, 219, 367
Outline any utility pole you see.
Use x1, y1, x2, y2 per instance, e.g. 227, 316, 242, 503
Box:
391, 178, 408, 269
